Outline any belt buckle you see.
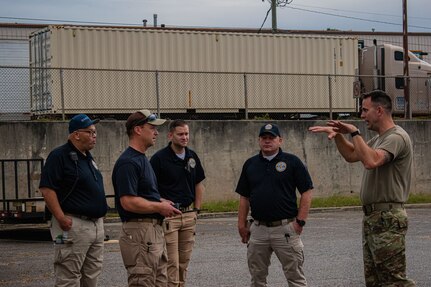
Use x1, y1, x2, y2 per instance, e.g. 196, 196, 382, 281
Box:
266, 220, 282, 227
179, 205, 191, 212
265, 221, 273, 227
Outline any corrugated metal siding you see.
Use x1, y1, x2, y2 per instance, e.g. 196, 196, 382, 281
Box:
30, 26, 359, 114
0, 40, 28, 66
0, 27, 40, 40
44, 26, 358, 75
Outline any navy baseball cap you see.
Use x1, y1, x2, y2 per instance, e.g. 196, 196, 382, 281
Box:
259, 123, 281, 137
69, 114, 99, 133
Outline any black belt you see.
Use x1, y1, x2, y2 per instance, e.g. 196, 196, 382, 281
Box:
66, 213, 99, 222
126, 218, 163, 225
362, 202, 404, 216
179, 205, 193, 212
254, 218, 294, 227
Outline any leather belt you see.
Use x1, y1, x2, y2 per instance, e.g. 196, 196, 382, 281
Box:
126, 218, 163, 225
254, 218, 294, 227
362, 202, 404, 216
66, 213, 99, 222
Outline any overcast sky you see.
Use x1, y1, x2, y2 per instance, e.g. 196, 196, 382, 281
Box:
1, 0, 430, 32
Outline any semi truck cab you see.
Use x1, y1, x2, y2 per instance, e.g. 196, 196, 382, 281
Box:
359, 43, 431, 115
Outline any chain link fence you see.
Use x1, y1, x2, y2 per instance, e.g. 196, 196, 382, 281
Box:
1, 66, 430, 121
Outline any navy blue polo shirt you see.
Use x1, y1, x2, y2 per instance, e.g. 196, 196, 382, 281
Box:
39, 141, 108, 218
235, 148, 313, 221
112, 147, 163, 222
150, 142, 205, 207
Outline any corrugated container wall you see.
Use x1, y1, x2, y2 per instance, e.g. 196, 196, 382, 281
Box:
29, 26, 358, 115
37, 26, 358, 74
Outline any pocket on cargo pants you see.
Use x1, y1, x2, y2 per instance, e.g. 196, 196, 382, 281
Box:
119, 227, 140, 268
284, 222, 304, 251
119, 222, 166, 282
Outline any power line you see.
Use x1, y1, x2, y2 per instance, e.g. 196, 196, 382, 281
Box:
283, 6, 431, 30
2, 7, 431, 32
290, 4, 431, 21
258, 6, 272, 33
264, 0, 293, 8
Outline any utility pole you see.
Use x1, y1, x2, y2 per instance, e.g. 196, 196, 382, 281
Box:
402, 0, 411, 119
271, 0, 277, 33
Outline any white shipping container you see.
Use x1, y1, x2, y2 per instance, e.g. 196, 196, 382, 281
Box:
29, 26, 358, 115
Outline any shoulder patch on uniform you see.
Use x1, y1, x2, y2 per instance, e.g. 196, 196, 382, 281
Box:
188, 158, 196, 169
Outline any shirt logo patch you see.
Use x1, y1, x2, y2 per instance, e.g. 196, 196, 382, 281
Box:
275, 161, 287, 172
188, 158, 196, 169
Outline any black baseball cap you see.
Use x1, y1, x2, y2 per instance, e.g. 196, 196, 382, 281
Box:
259, 123, 281, 137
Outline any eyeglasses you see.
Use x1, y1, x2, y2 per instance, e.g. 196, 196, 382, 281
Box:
133, 113, 158, 127
77, 129, 97, 137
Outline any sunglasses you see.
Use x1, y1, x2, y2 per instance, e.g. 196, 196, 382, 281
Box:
133, 113, 158, 127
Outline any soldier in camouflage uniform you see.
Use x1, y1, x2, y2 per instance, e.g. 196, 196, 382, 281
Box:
309, 90, 415, 286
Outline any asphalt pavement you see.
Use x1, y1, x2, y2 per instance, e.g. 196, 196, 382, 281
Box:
0, 207, 430, 287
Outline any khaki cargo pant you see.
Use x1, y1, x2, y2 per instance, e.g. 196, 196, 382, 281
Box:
362, 208, 416, 287
163, 212, 197, 287
50, 216, 104, 287
119, 220, 168, 287
247, 221, 307, 287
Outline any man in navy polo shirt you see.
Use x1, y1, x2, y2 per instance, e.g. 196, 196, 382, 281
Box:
40, 114, 108, 287
112, 109, 181, 287
236, 123, 313, 287
150, 119, 206, 287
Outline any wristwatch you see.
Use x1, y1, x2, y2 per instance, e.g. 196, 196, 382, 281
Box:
296, 217, 306, 227
350, 129, 361, 138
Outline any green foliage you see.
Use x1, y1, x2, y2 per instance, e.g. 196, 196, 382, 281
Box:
105, 194, 431, 216
200, 193, 431, 213
201, 200, 239, 212
406, 193, 431, 204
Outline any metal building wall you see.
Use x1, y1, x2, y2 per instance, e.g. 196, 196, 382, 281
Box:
29, 26, 358, 115
41, 26, 358, 74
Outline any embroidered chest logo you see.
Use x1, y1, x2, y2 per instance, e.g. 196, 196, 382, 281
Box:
275, 161, 287, 172
186, 158, 196, 172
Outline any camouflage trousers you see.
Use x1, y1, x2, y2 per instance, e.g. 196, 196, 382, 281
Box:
362, 208, 416, 287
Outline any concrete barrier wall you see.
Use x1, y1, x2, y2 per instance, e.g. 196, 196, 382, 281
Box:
1, 120, 430, 202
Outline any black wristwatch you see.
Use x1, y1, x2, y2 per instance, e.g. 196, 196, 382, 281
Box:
350, 129, 361, 138
296, 217, 306, 227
